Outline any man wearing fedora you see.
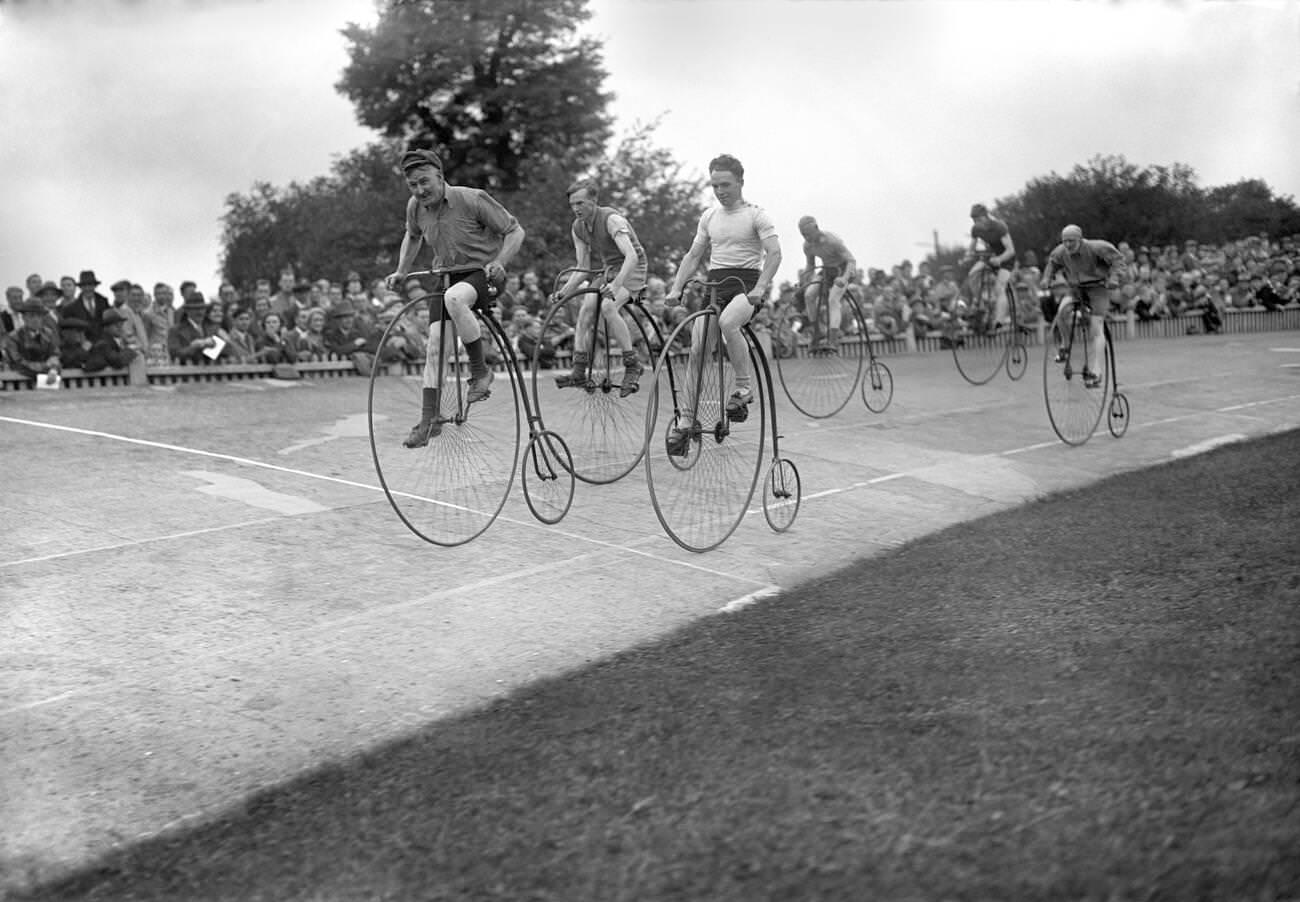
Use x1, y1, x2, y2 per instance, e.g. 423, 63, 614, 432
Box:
167, 292, 214, 364
385, 145, 525, 447
2, 298, 61, 380
65, 270, 110, 341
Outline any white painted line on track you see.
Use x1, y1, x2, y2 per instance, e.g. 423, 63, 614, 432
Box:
1171, 434, 1247, 458
0, 517, 283, 570
719, 585, 781, 613
0, 414, 779, 587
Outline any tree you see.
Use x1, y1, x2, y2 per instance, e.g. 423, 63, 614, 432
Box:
219, 142, 410, 288
337, 0, 612, 195
982, 154, 1300, 263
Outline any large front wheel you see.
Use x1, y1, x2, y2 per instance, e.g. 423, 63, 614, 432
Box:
644, 309, 766, 552
774, 293, 865, 418
952, 270, 1012, 385
1043, 312, 1108, 446
368, 304, 521, 545
531, 296, 656, 485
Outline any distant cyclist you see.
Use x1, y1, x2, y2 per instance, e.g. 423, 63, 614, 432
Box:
385, 147, 525, 448
796, 215, 858, 352
964, 203, 1017, 332
663, 153, 782, 455
552, 179, 648, 397
1040, 224, 1125, 389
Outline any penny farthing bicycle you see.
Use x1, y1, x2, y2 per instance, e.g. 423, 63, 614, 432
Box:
643, 277, 802, 552
1042, 280, 1131, 445
775, 268, 893, 417
367, 267, 575, 545
947, 251, 1031, 385
529, 268, 664, 484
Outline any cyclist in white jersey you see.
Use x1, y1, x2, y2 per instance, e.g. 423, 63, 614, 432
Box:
663, 154, 782, 454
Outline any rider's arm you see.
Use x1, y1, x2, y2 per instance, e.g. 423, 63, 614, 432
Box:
391, 214, 423, 283
667, 236, 709, 300
492, 222, 525, 274
991, 233, 1016, 269
608, 229, 639, 298
558, 235, 593, 300
752, 235, 783, 303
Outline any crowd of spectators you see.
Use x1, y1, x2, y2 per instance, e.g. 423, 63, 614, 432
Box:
5, 232, 1299, 381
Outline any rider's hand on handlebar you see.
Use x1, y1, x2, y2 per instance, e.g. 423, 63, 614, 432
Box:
665, 292, 681, 307
384, 272, 404, 292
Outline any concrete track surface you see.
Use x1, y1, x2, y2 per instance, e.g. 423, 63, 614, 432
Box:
2, 332, 1298, 892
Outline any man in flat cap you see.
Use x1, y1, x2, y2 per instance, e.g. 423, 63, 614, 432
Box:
2, 299, 61, 380
385, 146, 526, 447
86, 308, 140, 372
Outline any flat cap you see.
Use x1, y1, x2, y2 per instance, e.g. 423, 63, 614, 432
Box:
400, 148, 443, 173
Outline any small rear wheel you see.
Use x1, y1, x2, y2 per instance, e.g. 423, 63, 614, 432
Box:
861, 359, 893, 413
1108, 392, 1131, 438
521, 429, 575, 524
762, 457, 801, 533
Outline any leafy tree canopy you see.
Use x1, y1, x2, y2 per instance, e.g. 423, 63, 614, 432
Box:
984, 154, 1300, 265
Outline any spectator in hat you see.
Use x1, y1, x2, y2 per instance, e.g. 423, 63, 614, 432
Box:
3, 299, 61, 379
168, 292, 217, 364
85, 308, 139, 372
33, 281, 64, 332
109, 279, 132, 309
57, 316, 94, 369
323, 300, 373, 373
68, 270, 109, 340
223, 306, 259, 363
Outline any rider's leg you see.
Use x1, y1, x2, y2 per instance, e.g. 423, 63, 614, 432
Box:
666, 313, 710, 455
827, 281, 845, 348
556, 293, 597, 386
1050, 298, 1074, 362
1087, 293, 1106, 387
601, 291, 643, 396
803, 283, 823, 346
444, 281, 493, 401
993, 268, 1013, 326
719, 293, 755, 419
405, 319, 446, 447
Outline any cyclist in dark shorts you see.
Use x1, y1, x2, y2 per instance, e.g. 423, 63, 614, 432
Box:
796, 215, 858, 351
964, 203, 1017, 331
1040, 224, 1125, 389
552, 179, 648, 397
385, 148, 526, 447
663, 153, 782, 455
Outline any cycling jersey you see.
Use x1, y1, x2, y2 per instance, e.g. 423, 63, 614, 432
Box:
970, 217, 1014, 270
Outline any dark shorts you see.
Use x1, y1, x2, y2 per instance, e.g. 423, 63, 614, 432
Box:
419, 269, 491, 322
707, 268, 760, 304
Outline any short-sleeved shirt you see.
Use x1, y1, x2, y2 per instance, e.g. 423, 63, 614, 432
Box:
971, 217, 1014, 269
405, 186, 520, 270
693, 203, 778, 271
803, 230, 855, 272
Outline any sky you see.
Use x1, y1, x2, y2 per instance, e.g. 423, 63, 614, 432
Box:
2, 0, 1298, 296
